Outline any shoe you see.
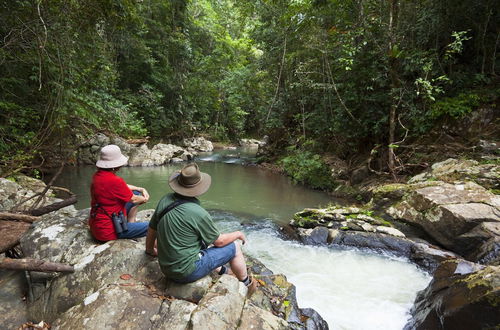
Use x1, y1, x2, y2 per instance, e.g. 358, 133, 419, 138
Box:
246, 277, 258, 297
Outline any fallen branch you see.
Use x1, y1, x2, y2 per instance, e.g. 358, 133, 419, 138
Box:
0, 220, 31, 253
0, 212, 40, 223
31, 163, 65, 210
29, 195, 77, 216
0, 257, 74, 273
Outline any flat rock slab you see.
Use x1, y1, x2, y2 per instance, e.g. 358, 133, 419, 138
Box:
0, 220, 31, 253
52, 285, 162, 330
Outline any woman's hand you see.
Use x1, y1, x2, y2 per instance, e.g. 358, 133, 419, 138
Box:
140, 188, 150, 202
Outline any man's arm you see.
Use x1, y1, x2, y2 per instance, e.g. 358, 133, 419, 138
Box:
145, 227, 158, 256
213, 231, 246, 247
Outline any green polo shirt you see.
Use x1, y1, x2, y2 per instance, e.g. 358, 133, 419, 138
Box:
149, 193, 220, 280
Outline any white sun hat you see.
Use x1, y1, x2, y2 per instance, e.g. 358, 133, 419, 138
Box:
95, 145, 128, 168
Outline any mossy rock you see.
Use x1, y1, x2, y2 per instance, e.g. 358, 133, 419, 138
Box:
406, 260, 500, 329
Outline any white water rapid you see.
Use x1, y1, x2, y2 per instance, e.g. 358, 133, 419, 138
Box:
216, 217, 431, 330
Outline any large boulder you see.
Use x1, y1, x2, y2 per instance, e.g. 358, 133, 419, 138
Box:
0, 175, 63, 212
409, 158, 499, 190
130, 143, 187, 167
404, 260, 500, 330
52, 284, 162, 330
181, 137, 214, 152
387, 181, 500, 262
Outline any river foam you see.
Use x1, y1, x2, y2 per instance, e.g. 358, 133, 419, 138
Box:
215, 216, 431, 330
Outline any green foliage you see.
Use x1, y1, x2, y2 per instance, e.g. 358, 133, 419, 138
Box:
1, 0, 498, 174
281, 149, 334, 190
430, 93, 481, 119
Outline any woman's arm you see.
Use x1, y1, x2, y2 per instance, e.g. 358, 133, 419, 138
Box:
127, 184, 150, 203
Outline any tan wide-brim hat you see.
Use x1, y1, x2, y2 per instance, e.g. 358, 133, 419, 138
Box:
96, 144, 128, 169
169, 163, 211, 197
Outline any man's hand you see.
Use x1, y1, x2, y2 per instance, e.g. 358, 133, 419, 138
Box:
145, 227, 157, 257
145, 247, 157, 257
214, 231, 247, 247
238, 231, 247, 245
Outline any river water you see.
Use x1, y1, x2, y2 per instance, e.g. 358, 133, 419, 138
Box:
55, 150, 431, 329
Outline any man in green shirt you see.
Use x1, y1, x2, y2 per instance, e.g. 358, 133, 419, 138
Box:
145, 163, 257, 293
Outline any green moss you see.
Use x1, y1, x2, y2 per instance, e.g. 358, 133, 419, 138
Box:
340, 226, 349, 230
478, 158, 500, 166
373, 183, 408, 194
489, 189, 500, 195
292, 214, 320, 228
373, 216, 392, 226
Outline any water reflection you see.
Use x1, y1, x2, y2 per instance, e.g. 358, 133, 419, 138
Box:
56, 160, 335, 225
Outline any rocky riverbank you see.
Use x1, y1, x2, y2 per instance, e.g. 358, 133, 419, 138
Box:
77, 134, 214, 166
288, 157, 499, 329
0, 177, 327, 329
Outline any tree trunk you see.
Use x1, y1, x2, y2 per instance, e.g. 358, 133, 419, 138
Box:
387, 0, 399, 175
0, 257, 74, 273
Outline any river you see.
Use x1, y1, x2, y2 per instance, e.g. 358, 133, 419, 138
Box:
55, 150, 431, 330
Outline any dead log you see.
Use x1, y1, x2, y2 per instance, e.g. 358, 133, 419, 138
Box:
29, 195, 77, 216
0, 257, 74, 273
126, 137, 149, 145
0, 220, 31, 253
0, 212, 40, 223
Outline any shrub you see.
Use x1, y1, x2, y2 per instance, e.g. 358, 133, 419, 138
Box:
281, 151, 334, 190
429, 92, 481, 119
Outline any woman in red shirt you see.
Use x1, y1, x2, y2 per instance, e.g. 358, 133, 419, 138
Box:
89, 144, 150, 242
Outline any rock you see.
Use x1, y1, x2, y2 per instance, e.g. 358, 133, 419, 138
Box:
460, 222, 500, 265
0, 176, 75, 214
246, 256, 324, 327
330, 231, 414, 257
142, 144, 185, 166
239, 138, 266, 148
346, 220, 364, 231
51, 285, 161, 330
190, 275, 246, 329
350, 165, 369, 185
405, 260, 500, 330
0, 178, 23, 210
13, 175, 46, 193
408, 158, 500, 189
20, 212, 152, 322
327, 229, 340, 243
165, 276, 212, 303
239, 302, 289, 329
297, 227, 329, 245
387, 181, 500, 260
0, 269, 29, 328
370, 183, 409, 209
78, 134, 193, 166
181, 137, 213, 152
151, 299, 197, 329
300, 307, 329, 330
410, 243, 458, 273
375, 226, 405, 237
478, 139, 500, 154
